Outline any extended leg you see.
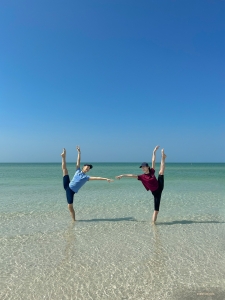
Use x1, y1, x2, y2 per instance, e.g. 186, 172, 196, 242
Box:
61, 148, 68, 176
152, 150, 167, 224
159, 149, 167, 175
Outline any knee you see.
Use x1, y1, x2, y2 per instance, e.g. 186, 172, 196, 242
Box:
68, 204, 74, 212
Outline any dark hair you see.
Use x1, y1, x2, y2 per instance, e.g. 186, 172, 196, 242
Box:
84, 164, 93, 169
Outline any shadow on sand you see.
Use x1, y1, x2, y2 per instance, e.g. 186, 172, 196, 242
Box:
77, 217, 137, 222
77, 217, 225, 226
77, 218, 225, 225
157, 220, 225, 225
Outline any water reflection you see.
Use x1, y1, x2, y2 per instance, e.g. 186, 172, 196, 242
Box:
62, 222, 76, 265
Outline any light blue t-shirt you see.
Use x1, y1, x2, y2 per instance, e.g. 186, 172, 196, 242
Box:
69, 168, 90, 193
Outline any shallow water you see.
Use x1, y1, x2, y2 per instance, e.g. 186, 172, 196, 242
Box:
0, 163, 225, 299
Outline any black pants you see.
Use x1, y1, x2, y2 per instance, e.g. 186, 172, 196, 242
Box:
151, 175, 164, 211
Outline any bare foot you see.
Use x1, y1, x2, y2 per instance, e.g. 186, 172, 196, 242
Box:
153, 145, 160, 152
61, 148, 66, 158
161, 149, 167, 159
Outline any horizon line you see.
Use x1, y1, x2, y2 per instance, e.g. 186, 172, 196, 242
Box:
0, 162, 224, 164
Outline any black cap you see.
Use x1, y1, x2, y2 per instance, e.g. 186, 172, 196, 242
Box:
139, 162, 149, 168
84, 164, 93, 169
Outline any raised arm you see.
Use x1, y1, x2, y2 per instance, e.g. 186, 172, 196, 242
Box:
115, 174, 138, 179
152, 145, 160, 169
76, 146, 81, 169
89, 177, 113, 182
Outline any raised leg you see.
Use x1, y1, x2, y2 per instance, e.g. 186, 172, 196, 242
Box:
68, 204, 76, 222
159, 149, 167, 175
61, 148, 68, 176
152, 149, 166, 224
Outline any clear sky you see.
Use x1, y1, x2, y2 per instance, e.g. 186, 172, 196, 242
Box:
0, 0, 224, 163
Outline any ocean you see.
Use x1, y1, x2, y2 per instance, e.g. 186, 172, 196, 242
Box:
0, 163, 225, 300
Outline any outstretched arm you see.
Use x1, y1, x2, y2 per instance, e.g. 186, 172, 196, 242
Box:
76, 146, 81, 169
89, 177, 113, 182
152, 145, 160, 169
116, 174, 138, 179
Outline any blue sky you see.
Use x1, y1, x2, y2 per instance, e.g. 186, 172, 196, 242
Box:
0, 0, 224, 162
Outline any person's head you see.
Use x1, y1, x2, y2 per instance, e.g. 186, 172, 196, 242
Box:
139, 162, 150, 174
82, 164, 93, 173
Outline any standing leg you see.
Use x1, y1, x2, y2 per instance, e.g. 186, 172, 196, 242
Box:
152, 194, 161, 224
66, 189, 76, 222
68, 204, 76, 222
152, 149, 167, 224
61, 148, 76, 222
152, 211, 159, 224
61, 148, 68, 176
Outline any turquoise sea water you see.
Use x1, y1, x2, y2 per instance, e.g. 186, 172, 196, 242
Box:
0, 163, 225, 300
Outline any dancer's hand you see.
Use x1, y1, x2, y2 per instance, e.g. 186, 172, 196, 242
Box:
153, 145, 160, 153
76, 146, 81, 153
107, 179, 114, 183
115, 175, 123, 180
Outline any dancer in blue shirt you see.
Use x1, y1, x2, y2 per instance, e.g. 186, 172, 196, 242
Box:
61, 146, 113, 221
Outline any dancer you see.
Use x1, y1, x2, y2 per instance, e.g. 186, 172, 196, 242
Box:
61, 146, 113, 221
116, 146, 166, 224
